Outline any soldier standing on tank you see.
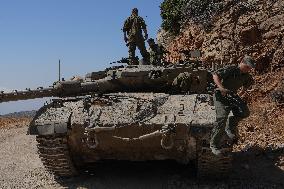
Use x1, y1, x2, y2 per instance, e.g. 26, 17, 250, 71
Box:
123, 8, 149, 65
147, 38, 165, 66
210, 55, 255, 156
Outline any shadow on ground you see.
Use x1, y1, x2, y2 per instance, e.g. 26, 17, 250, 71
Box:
57, 147, 284, 189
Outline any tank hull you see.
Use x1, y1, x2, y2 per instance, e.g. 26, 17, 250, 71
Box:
31, 93, 214, 162
30, 93, 232, 178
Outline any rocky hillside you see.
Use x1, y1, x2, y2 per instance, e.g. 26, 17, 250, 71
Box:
0, 110, 36, 119
0, 111, 35, 129
159, 0, 284, 71
159, 0, 284, 100
159, 0, 284, 152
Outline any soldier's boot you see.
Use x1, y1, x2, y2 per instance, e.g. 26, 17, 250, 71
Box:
225, 129, 238, 145
142, 53, 150, 65
128, 55, 136, 65
210, 145, 222, 156
129, 59, 137, 65
225, 129, 236, 140
210, 133, 223, 156
225, 115, 240, 144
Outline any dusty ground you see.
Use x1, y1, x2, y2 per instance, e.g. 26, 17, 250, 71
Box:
0, 118, 283, 189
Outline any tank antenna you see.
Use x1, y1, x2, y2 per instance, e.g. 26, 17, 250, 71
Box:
58, 59, 61, 81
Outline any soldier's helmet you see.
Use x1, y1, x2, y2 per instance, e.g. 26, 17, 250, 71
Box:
132, 8, 138, 15
147, 38, 155, 45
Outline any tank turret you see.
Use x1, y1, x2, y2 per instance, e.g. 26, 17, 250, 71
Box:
1, 64, 208, 103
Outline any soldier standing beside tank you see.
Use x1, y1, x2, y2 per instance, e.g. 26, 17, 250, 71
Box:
147, 38, 165, 66
210, 55, 255, 156
123, 8, 149, 65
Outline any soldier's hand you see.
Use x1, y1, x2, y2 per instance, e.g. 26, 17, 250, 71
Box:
219, 88, 230, 96
124, 36, 128, 43
144, 34, 148, 40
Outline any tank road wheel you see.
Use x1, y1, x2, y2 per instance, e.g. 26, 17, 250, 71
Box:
197, 147, 232, 178
36, 135, 78, 177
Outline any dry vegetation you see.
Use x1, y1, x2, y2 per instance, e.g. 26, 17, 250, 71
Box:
0, 117, 31, 129
237, 69, 284, 151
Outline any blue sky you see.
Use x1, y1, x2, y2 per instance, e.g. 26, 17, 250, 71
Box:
0, 0, 163, 114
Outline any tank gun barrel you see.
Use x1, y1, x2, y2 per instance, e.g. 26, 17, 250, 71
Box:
0, 79, 121, 103
0, 87, 56, 103
0, 64, 209, 103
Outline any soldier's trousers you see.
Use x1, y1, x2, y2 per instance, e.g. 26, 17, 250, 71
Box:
210, 91, 250, 148
128, 40, 149, 64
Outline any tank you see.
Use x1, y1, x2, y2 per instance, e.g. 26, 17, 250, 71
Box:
0, 62, 232, 178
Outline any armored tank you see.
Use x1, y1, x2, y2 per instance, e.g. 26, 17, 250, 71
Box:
0, 62, 232, 178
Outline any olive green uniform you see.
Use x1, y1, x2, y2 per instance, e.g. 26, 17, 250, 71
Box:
210, 65, 253, 148
148, 44, 164, 66
172, 72, 192, 93
123, 15, 149, 64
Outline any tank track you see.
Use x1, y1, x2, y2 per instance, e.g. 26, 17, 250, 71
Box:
197, 147, 232, 178
36, 135, 78, 177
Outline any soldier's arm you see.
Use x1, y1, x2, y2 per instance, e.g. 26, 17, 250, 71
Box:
213, 74, 226, 91
143, 29, 148, 40
123, 18, 130, 42
140, 17, 148, 40
123, 31, 128, 43
213, 66, 236, 95
239, 74, 254, 97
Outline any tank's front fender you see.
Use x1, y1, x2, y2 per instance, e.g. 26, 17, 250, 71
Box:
28, 104, 71, 135
29, 121, 68, 135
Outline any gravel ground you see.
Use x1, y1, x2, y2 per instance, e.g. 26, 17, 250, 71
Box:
0, 122, 284, 189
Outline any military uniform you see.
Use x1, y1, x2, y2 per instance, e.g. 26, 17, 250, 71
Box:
210, 65, 254, 150
123, 14, 149, 64
172, 72, 192, 93
148, 44, 164, 66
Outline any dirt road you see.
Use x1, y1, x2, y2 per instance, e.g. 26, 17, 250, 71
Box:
0, 123, 284, 189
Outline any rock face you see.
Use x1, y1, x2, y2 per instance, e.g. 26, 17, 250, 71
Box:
0, 110, 36, 118
159, 0, 284, 72
158, 0, 284, 155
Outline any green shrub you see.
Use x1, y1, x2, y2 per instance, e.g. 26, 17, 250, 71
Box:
183, 0, 223, 31
160, 0, 185, 34
160, 0, 224, 33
